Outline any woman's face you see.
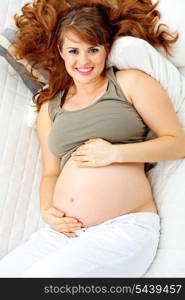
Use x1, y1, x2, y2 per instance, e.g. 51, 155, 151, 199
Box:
59, 31, 108, 85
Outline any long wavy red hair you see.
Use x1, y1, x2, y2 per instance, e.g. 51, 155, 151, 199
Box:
12, 0, 178, 112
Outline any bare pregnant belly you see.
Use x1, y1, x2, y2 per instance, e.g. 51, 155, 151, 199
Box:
53, 157, 157, 227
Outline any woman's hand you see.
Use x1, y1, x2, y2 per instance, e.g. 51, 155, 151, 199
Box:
41, 206, 83, 237
71, 138, 115, 167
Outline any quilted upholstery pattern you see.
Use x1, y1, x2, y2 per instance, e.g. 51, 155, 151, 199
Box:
0, 57, 44, 258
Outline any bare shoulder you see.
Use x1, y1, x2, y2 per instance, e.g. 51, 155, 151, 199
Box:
115, 69, 148, 105
116, 68, 149, 82
36, 100, 52, 125
116, 69, 184, 140
116, 69, 160, 104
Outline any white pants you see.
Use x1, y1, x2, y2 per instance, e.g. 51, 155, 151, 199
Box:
0, 212, 160, 278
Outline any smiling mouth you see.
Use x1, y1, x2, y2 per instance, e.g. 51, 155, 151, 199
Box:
76, 67, 94, 75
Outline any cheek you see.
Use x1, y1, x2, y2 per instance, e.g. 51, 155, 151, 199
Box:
95, 57, 106, 69
63, 56, 76, 68
96, 53, 107, 65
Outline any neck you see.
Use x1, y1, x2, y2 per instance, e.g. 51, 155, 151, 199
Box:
71, 75, 107, 97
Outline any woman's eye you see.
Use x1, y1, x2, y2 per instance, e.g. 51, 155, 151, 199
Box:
89, 48, 99, 53
68, 49, 78, 54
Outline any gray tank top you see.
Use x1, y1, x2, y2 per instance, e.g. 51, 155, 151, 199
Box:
48, 67, 156, 172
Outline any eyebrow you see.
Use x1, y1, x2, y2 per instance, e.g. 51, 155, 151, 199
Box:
66, 46, 99, 49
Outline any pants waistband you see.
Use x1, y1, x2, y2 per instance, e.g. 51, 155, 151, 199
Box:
77, 212, 160, 234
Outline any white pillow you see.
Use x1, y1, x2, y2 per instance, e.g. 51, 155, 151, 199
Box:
107, 36, 185, 117
153, 0, 185, 68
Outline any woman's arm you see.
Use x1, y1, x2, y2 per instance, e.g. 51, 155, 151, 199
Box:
112, 135, 185, 164
35, 101, 61, 213
113, 69, 185, 164
39, 174, 59, 212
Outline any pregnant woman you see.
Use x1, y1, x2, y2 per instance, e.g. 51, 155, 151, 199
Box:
0, 0, 185, 277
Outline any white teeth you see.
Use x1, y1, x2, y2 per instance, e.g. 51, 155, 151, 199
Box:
77, 68, 93, 72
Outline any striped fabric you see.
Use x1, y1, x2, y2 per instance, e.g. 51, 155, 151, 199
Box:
0, 27, 47, 94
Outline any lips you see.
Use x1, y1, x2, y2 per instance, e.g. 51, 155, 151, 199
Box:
76, 67, 94, 76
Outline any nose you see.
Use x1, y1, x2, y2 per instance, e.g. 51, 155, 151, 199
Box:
78, 52, 91, 66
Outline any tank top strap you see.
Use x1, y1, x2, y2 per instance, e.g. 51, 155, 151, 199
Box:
105, 66, 126, 100
48, 90, 64, 122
